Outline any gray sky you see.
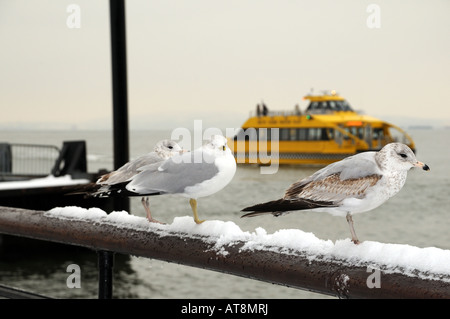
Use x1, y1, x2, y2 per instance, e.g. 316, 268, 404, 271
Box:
1, 0, 449, 130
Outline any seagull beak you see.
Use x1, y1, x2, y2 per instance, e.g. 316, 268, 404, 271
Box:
180, 149, 189, 154
415, 161, 430, 171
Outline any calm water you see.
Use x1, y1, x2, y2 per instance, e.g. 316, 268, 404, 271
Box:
0, 128, 449, 299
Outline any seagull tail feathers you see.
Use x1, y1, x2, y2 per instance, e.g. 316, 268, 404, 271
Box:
241, 198, 336, 218
63, 181, 135, 198
64, 181, 163, 198
63, 183, 101, 197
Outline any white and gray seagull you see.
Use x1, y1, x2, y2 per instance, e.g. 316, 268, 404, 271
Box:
88, 135, 236, 224
91, 139, 185, 223
124, 134, 236, 224
241, 143, 430, 244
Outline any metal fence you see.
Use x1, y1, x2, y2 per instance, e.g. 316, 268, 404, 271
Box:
0, 143, 60, 177
0, 206, 449, 299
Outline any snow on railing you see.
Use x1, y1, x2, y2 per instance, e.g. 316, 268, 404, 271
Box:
0, 175, 90, 190
0, 206, 449, 299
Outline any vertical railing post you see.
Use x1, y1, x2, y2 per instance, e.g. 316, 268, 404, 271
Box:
97, 250, 114, 299
109, 0, 130, 193
99, 0, 130, 299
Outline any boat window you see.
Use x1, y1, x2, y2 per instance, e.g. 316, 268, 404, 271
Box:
309, 102, 319, 110
344, 126, 365, 140
312, 128, 322, 140
308, 128, 330, 141
373, 128, 384, 140
358, 127, 364, 139
326, 128, 334, 140
329, 101, 337, 111
336, 100, 353, 111
334, 129, 343, 145
280, 128, 304, 141
298, 129, 307, 140
387, 126, 410, 144
306, 99, 354, 112
280, 128, 290, 141
372, 128, 384, 148
289, 129, 297, 140
275, 128, 332, 141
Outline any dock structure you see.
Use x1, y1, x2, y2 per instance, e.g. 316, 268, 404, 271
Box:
0, 206, 449, 299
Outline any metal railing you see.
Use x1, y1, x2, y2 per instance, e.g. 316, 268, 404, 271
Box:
0, 206, 449, 299
0, 143, 60, 177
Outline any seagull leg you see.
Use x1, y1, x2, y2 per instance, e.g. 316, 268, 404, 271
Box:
346, 213, 360, 245
141, 197, 164, 224
189, 198, 205, 224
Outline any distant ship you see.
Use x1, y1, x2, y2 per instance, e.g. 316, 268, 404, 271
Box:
229, 90, 415, 165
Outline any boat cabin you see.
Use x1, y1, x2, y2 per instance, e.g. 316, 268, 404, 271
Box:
229, 91, 415, 165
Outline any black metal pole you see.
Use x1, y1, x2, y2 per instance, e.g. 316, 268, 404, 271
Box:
101, 0, 130, 299
110, 0, 129, 214
97, 250, 114, 299
109, 0, 130, 209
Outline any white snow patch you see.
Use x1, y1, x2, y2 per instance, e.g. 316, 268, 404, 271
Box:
0, 175, 90, 190
45, 206, 450, 281
48, 206, 106, 221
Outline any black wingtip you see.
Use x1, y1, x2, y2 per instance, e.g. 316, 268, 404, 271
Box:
62, 183, 99, 196
241, 198, 337, 218
241, 211, 272, 218
241, 198, 290, 218
241, 199, 281, 212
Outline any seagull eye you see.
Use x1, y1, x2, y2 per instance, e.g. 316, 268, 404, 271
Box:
399, 153, 407, 158
222, 146, 226, 151
168, 146, 173, 149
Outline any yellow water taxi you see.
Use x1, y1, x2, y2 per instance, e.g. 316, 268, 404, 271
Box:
229, 90, 415, 166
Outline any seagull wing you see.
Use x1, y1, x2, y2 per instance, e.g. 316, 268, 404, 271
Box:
97, 152, 162, 185
285, 152, 383, 203
125, 151, 219, 196
242, 152, 383, 215
285, 173, 382, 203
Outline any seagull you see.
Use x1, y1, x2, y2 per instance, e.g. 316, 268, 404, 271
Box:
241, 143, 430, 244
115, 135, 236, 224
91, 139, 185, 223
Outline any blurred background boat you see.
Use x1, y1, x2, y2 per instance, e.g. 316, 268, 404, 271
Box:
229, 90, 416, 166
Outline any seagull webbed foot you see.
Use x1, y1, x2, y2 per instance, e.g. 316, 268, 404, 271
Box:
189, 198, 205, 224
141, 197, 165, 224
346, 213, 361, 245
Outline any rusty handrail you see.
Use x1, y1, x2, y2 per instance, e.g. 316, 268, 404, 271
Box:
0, 206, 449, 299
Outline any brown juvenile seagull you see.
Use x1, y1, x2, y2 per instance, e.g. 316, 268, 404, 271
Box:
242, 143, 430, 244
